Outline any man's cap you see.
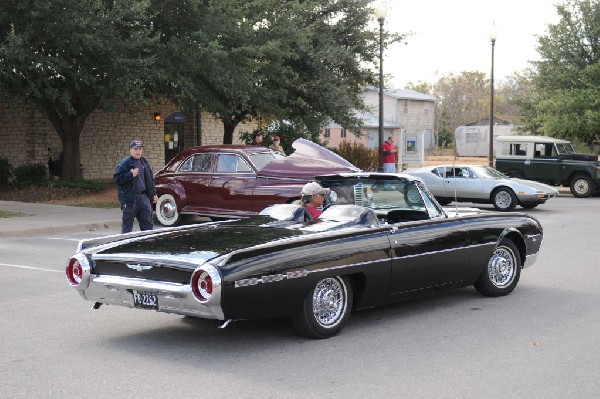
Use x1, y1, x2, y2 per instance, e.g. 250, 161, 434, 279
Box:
130, 139, 144, 149
302, 182, 331, 196
255, 131, 264, 137
273, 135, 280, 141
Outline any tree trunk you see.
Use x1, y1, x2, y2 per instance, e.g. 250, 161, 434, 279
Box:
60, 128, 83, 180
42, 102, 95, 180
222, 118, 239, 145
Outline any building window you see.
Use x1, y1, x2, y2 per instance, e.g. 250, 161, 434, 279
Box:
403, 100, 408, 114
341, 128, 347, 138
424, 107, 429, 116
324, 128, 330, 138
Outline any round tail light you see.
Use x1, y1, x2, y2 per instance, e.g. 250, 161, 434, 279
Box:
192, 269, 213, 302
66, 258, 83, 286
191, 269, 213, 302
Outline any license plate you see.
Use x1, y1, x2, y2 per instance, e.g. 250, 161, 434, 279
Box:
132, 290, 158, 310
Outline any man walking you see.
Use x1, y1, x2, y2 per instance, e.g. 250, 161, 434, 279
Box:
114, 139, 158, 234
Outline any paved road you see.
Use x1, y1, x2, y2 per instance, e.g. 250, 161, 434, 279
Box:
1, 196, 599, 398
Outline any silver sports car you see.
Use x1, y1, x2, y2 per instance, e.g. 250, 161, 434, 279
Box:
407, 165, 559, 211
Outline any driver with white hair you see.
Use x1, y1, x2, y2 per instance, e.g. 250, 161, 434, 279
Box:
301, 182, 330, 219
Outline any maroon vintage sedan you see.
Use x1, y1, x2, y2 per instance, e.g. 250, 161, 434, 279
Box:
154, 139, 359, 226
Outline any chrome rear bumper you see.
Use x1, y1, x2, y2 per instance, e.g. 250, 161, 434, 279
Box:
78, 275, 224, 320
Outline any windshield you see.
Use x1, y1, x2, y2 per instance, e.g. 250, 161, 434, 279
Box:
556, 143, 576, 155
248, 151, 284, 171
321, 177, 427, 212
471, 166, 506, 179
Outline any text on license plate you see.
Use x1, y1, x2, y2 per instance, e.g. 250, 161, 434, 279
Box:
132, 290, 158, 310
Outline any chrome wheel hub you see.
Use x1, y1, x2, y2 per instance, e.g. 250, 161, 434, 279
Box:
312, 278, 345, 327
161, 201, 176, 220
488, 247, 516, 288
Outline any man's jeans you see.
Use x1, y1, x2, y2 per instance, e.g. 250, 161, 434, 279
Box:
121, 193, 154, 234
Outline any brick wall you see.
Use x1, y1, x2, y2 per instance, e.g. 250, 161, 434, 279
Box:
0, 99, 256, 180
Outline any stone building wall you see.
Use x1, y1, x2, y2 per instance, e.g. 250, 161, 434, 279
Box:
0, 99, 256, 181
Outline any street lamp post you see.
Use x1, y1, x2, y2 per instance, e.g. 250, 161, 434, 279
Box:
488, 24, 498, 167
374, 4, 387, 172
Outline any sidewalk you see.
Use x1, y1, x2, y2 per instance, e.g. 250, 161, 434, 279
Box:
0, 187, 572, 238
0, 200, 122, 238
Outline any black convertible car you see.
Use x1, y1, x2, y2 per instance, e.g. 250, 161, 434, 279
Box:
66, 173, 543, 338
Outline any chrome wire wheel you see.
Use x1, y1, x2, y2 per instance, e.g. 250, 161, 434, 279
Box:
292, 275, 353, 338
488, 245, 517, 288
312, 277, 347, 328
474, 239, 521, 297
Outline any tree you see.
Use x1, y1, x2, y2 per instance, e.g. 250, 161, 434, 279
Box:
153, 0, 384, 144
421, 72, 489, 149
521, 0, 600, 146
0, 0, 158, 179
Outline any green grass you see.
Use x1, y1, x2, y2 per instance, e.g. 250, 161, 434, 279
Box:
0, 210, 32, 218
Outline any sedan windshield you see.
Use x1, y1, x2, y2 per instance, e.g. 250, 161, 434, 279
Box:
248, 151, 285, 171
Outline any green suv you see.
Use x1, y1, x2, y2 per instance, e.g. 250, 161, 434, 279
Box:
495, 135, 600, 198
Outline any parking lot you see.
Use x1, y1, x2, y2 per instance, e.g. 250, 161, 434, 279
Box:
1, 195, 599, 398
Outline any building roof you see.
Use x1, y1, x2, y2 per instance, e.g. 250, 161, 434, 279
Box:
364, 87, 437, 102
466, 117, 513, 126
496, 135, 571, 144
326, 113, 401, 129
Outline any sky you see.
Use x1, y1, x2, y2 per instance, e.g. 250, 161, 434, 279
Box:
380, 0, 561, 88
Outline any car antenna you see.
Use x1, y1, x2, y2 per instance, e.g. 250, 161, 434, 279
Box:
453, 154, 459, 215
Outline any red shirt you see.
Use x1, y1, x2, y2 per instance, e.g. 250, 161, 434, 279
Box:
305, 205, 322, 219
382, 141, 396, 163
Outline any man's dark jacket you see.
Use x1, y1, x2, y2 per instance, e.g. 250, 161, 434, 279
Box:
114, 156, 157, 205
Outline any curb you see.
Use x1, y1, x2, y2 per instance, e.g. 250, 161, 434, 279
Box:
0, 220, 122, 238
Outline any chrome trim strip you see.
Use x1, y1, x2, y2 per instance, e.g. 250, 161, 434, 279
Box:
234, 244, 489, 288
388, 243, 492, 261
235, 270, 308, 288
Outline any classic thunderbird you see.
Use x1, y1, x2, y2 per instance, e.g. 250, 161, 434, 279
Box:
153, 139, 359, 226
407, 165, 559, 211
66, 173, 543, 338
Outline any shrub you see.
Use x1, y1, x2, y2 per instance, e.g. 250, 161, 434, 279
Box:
0, 158, 12, 185
14, 163, 48, 184
335, 141, 379, 171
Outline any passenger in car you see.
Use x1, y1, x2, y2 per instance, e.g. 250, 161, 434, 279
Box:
300, 182, 331, 220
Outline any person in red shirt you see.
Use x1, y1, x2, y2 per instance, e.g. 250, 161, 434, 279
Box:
301, 182, 330, 220
382, 136, 397, 173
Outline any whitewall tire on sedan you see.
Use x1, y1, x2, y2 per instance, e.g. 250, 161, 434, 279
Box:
155, 194, 182, 226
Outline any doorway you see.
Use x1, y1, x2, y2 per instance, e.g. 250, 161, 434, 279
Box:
164, 112, 185, 164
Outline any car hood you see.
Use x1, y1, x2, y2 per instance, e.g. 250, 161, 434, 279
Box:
510, 178, 559, 193
259, 138, 360, 179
